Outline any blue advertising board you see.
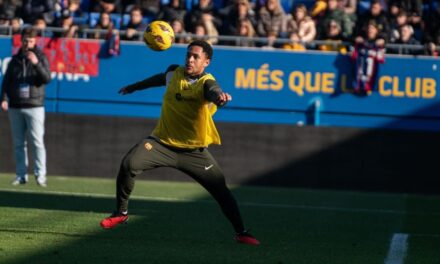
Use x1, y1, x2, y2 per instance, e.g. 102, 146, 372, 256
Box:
1, 36, 439, 131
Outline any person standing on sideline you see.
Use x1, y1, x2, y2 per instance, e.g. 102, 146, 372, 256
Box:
1, 28, 51, 187
100, 40, 260, 246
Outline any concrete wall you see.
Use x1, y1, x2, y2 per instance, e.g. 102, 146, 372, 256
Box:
1, 112, 439, 194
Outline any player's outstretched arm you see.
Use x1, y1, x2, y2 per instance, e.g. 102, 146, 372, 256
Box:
118, 73, 167, 95
204, 79, 232, 107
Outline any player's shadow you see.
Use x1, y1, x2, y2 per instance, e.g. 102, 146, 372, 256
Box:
0, 189, 259, 263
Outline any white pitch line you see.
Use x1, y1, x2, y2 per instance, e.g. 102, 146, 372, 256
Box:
0, 187, 439, 216
384, 233, 409, 264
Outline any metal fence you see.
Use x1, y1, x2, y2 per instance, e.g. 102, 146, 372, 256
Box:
0, 25, 433, 55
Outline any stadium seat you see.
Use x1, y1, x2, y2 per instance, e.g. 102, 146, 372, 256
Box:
73, 13, 90, 25
279, 0, 293, 13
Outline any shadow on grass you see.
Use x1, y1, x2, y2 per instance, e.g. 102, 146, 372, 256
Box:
0, 190, 274, 264
0, 188, 424, 264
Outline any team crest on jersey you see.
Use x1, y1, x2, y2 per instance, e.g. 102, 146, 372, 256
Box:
144, 142, 153, 151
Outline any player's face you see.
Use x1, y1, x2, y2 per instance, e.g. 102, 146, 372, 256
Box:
185, 45, 210, 76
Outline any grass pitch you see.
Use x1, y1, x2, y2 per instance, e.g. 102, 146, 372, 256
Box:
0, 173, 439, 264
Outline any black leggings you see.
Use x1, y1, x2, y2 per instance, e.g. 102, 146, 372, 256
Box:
116, 137, 245, 233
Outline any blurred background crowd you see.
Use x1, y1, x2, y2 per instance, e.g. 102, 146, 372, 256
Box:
0, 0, 439, 55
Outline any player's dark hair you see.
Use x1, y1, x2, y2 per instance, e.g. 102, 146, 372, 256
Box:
188, 40, 213, 59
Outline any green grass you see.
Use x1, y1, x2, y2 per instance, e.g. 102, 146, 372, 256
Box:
0, 173, 440, 264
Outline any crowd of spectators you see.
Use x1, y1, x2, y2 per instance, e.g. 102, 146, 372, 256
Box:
0, 0, 439, 56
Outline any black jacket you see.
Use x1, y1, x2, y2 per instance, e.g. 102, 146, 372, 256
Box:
1, 47, 51, 108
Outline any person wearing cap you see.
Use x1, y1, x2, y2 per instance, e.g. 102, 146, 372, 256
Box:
1, 28, 51, 187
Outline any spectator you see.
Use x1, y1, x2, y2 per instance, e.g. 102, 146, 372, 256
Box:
235, 17, 256, 47
121, 6, 146, 41
407, 6, 423, 41
282, 31, 306, 51
90, 0, 122, 14
191, 19, 219, 44
33, 16, 53, 37
21, 0, 56, 25
284, 4, 316, 43
337, 0, 356, 31
223, 0, 256, 36
387, 0, 401, 24
156, 0, 187, 24
57, 8, 80, 38
1, 28, 52, 187
121, 0, 161, 17
0, 14, 10, 35
389, 10, 411, 43
318, 19, 347, 53
185, 0, 221, 34
54, 0, 70, 13
10, 17, 23, 35
423, 1, 440, 43
337, 0, 356, 16
67, 0, 87, 21
355, 20, 386, 47
424, 42, 438, 57
390, 24, 421, 55
388, 0, 422, 19
355, 0, 389, 41
191, 22, 208, 42
92, 11, 112, 39
170, 18, 190, 44
316, 0, 352, 40
0, 0, 20, 21
261, 29, 278, 49
256, 0, 286, 37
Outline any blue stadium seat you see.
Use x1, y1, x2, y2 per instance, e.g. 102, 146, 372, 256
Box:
121, 14, 154, 28
290, 0, 314, 10
73, 13, 90, 25
280, 0, 294, 13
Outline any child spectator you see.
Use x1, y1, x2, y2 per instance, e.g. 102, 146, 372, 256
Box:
284, 4, 316, 43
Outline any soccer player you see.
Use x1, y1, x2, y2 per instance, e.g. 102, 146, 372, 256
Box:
100, 40, 260, 246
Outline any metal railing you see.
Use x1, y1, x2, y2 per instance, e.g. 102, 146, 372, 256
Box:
0, 25, 434, 56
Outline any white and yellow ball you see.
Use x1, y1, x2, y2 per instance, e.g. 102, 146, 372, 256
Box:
143, 21, 175, 51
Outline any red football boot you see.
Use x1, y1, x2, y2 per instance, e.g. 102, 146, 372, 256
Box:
100, 212, 128, 229
235, 230, 260, 245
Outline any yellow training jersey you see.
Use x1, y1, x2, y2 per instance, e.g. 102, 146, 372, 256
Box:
152, 66, 221, 148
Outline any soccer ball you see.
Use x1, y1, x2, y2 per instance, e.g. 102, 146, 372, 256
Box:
143, 21, 175, 51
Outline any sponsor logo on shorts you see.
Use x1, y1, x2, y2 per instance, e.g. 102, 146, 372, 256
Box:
145, 142, 153, 150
